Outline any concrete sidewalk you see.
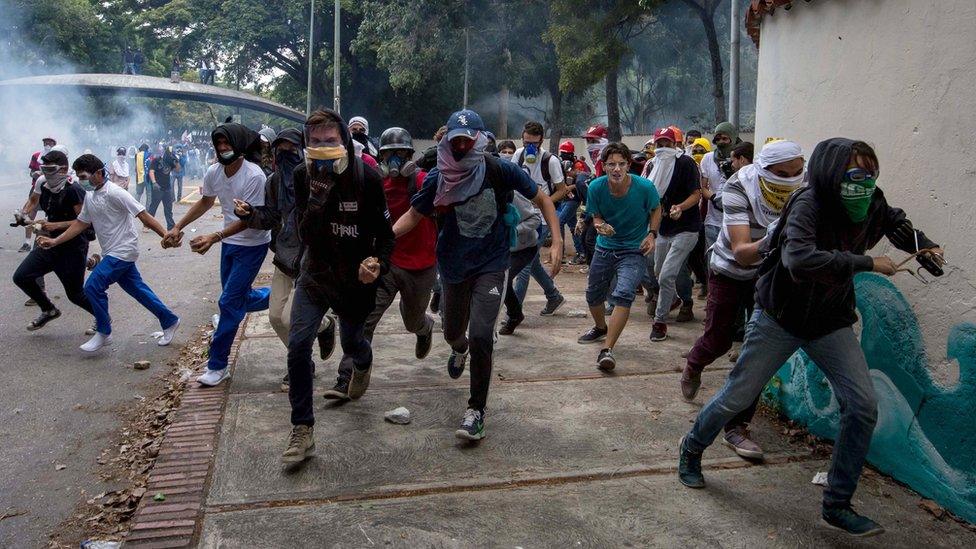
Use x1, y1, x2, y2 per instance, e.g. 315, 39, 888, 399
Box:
136, 270, 976, 547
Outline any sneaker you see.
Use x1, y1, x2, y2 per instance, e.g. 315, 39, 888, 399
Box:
577, 326, 608, 344
80, 332, 113, 352
281, 425, 315, 465
455, 408, 486, 441
27, 308, 61, 331
723, 427, 764, 460
650, 322, 668, 342
597, 348, 616, 372
447, 349, 468, 379
18, 242, 31, 253
197, 368, 230, 387
677, 436, 705, 489
322, 378, 351, 400
429, 291, 441, 314
86, 253, 101, 271
676, 301, 695, 322
24, 298, 37, 307
680, 366, 702, 401
211, 313, 220, 329
280, 372, 290, 392
85, 323, 97, 336
645, 292, 658, 317
821, 505, 885, 537
348, 363, 372, 399
568, 253, 586, 265
317, 316, 336, 360
415, 325, 433, 359
540, 294, 565, 316
498, 314, 524, 336
605, 304, 614, 317
157, 318, 180, 346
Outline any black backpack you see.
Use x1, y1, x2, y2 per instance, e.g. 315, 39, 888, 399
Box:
515, 149, 554, 194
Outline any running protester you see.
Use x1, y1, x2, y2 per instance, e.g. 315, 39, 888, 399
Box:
327, 126, 437, 400
576, 143, 661, 371
512, 121, 566, 316
148, 145, 180, 230
647, 126, 702, 342
164, 123, 271, 387
36, 154, 179, 352
700, 122, 739, 255
221, 128, 337, 392
682, 140, 805, 460
678, 138, 946, 537
393, 109, 563, 441
22, 138, 57, 252
13, 150, 95, 330
279, 109, 394, 465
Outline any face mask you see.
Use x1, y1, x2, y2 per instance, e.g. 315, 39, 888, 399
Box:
500, 152, 514, 161
43, 173, 68, 193
692, 153, 705, 165
275, 150, 303, 173
587, 142, 603, 162
759, 176, 802, 212
305, 145, 348, 176
43, 145, 52, 153
840, 175, 877, 222
524, 143, 540, 164
715, 139, 734, 158
217, 150, 238, 165
352, 132, 369, 147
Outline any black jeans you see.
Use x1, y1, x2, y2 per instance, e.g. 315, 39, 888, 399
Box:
503, 247, 539, 321
287, 281, 372, 427
13, 240, 93, 314
442, 270, 506, 411
148, 183, 175, 230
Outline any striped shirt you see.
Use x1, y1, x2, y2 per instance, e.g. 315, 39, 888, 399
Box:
709, 172, 775, 280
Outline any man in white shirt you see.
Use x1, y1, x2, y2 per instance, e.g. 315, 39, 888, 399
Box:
37, 154, 179, 353
163, 123, 271, 387
511, 120, 566, 316
110, 147, 130, 189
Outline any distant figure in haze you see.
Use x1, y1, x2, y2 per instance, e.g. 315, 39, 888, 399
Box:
123, 48, 135, 74
170, 56, 183, 83
133, 49, 144, 75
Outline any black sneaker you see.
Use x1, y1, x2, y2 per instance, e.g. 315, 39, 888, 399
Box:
678, 436, 705, 488
597, 348, 616, 372
27, 308, 61, 331
577, 326, 608, 344
540, 294, 565, 316
821, 505, 885, 537
322, 378, 351, 400
455, 408, 485, 441
18, 242, 31, 253
498, 314, 524, 336
429, 291, 441, 314
650, 322, 668, 342
447, 349, 468, 379
415, 326, 433, 359
317, 316, 336, 360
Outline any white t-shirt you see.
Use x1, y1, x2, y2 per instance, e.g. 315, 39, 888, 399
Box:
78, 182, 145, 262
700, 151, 726, 228
513, 147, 564, 196
201, 160, 271, 247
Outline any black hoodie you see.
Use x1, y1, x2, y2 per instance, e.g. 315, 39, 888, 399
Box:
755, 138, 938, 339
211, 123, 261, 165
292, 109, 394, 319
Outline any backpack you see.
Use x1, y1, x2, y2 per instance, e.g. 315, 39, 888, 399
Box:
515, 149, 554, 194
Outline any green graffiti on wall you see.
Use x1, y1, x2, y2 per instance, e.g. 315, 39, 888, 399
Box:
764, 273, 976, 523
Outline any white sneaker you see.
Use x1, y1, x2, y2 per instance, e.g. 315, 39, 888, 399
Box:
80, 333, 113, 352
197, 368, 230, 387
211, 313, 220, 329
158, 318, 180, 346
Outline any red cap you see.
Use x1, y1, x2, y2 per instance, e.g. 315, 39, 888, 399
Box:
652, 127, 677, 143
582, 124, 608, 140
558, 141, 575, 154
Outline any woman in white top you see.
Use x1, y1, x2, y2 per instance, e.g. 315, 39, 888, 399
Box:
109, 147, 130, 189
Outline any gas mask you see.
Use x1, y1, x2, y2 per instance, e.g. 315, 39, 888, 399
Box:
305, 145, 347, 210
524, 142, 540, 164
381, 153, 417, 179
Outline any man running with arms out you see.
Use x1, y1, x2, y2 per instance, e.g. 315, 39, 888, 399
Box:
37, 154, 179, 352
163, 123, 271, 387
393, 109, 563, 441
678, 138, 946, 537
576, 143, 661, 371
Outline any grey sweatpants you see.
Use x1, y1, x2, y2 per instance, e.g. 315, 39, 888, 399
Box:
653, 231, 698, 323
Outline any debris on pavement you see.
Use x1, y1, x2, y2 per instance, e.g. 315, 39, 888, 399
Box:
133, 361, 151, 370
55, 464, 67, 471
919, 498, 947, 519
80, 539, 122, 549
384, 407, 412, 425
152, 492, 166, 502
811, 472, 828, 486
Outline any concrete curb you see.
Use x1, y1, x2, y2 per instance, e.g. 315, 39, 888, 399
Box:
123, 315, 249, 548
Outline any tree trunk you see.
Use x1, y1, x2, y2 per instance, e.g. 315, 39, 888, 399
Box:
605, 66, 622, 141
699, 8, 725, 126
498, 85, 509, 139
548, 86, 564, 152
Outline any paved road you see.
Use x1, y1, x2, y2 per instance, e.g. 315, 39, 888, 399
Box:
0, 176, 226, 547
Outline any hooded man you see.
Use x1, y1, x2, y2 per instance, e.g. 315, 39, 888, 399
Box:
148, 144, 180, 230
679, 138, 945, 537
682, 140, 806, 460
393, 109, 563, 441
225, 128, 337, 392
13, 150, 95, 330
276, 109, 394, 465
647, 127, 702, 341
164, 123, 271, 388
348, 116, 379, 158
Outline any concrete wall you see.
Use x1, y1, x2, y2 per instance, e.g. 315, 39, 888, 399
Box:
754, 0, 976, 522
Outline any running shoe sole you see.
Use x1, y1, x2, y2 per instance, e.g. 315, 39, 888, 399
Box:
722, 438, 765, 460
455, 427, 485, 441
597, 355, 616, 372
577, 333, 608, 344
281, 443, 316, 465
348, 366, 372, 399
820, 519, 885, 538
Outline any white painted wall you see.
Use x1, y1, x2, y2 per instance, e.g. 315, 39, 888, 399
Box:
754, 0, 976, 382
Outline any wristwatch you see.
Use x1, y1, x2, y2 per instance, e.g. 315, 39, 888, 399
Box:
650, 229, 658, 238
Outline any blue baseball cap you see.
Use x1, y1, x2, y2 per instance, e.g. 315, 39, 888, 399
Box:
446, 109, 486, 141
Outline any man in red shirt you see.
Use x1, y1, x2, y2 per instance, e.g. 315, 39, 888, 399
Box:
326, 127, 437, 400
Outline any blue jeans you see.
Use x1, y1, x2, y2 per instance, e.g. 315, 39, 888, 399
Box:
704, 223, 721, 267
209, 243, 270, 370
514, 227, 561, 303
585, 247, 645, 308
84, 256, 178, 336
288, 282, 372, 426
557, 199, 584, 255
685, 310, 878, 507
